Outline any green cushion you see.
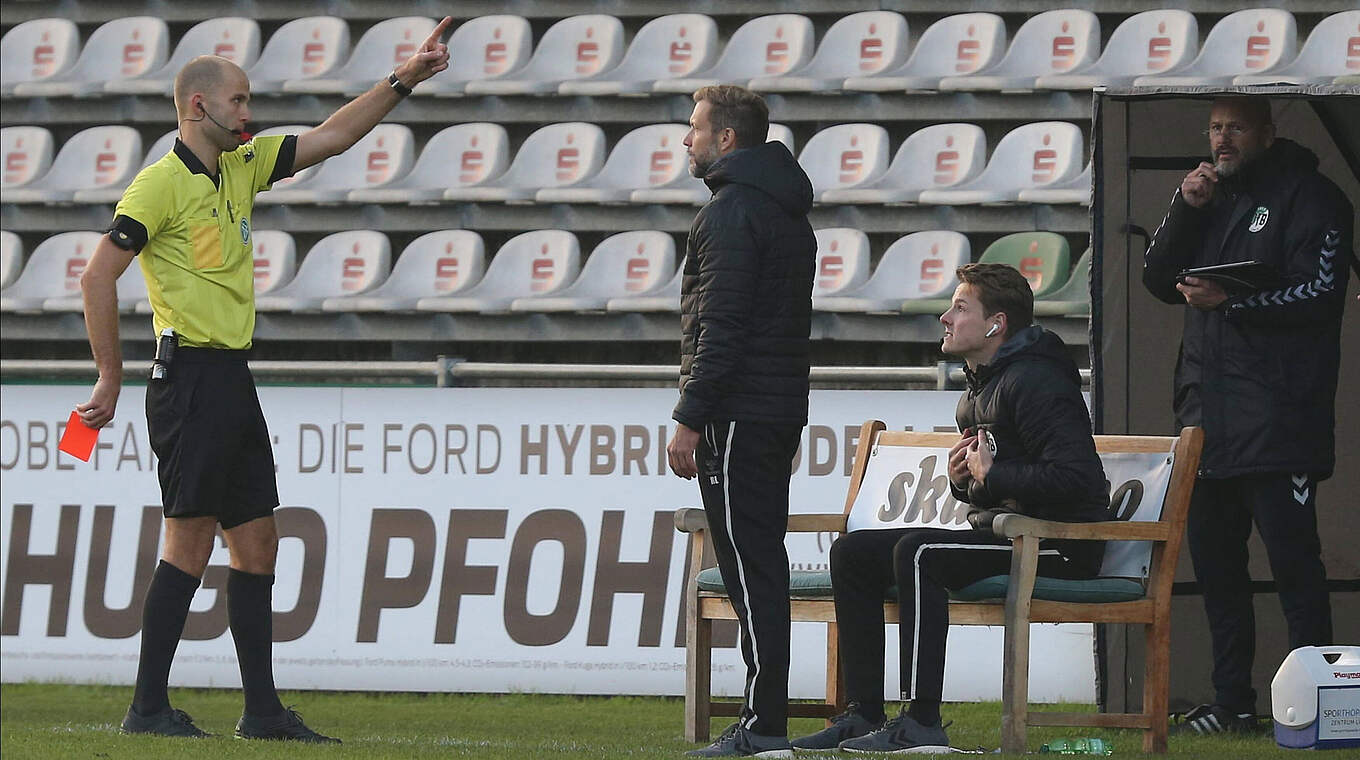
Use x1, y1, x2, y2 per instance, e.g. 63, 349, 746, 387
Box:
949, 575, 1147, 603
697, 567, 836, 596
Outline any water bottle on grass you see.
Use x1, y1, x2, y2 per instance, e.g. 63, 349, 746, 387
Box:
1039, 737, 1114, 755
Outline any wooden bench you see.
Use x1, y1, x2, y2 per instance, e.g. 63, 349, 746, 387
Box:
676, 420, 1202, 754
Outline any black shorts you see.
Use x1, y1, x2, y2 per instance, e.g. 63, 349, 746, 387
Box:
145, 347, 278, 529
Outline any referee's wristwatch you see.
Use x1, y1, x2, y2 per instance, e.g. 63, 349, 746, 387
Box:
387, 71, 413, 97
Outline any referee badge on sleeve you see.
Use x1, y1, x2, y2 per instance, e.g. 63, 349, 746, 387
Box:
239, 218, 251, 244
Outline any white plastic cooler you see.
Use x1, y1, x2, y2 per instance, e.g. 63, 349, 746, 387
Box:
1272, 645, 1360, 750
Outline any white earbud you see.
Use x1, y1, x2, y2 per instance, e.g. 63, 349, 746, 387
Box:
985, 324, 1000, 338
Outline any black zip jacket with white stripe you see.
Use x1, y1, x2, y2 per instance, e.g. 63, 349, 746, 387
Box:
1143, 138, 1354, 480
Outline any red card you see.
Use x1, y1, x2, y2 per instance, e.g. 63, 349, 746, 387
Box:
58, 410, 99, 462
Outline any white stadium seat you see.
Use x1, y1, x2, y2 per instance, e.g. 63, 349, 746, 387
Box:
246, 16, 349, 94
605, 261, 682, 313
3, 126, 141, 204
464, 15, 624, 96
256, 123, 413, 204
844, 13, 1006, 92
416, 15, 532, 96
512, 230, 675, 312
560, 14, 718, 96
918, 122, 1083, 206
1016, 161, 1092, 206
13, 17, 167, 98
106, 17, 261, 95
820, 123, 986, 205
1, 231, 23, 290
323, 230, 485, 312
1, 18, 79, 96
43, 253, 147, 313
750, 12, 909, 93
813, 231, 970, 313
284, 16, 436, 95
254, 230, 390, 312
631, 124, 796, 205
416, 230, 580, 313
812, 228, 871, 297
1235, 11, 1360, 85
251, 230, 298, 295
251, 125, 322, 203
444, 123, 605, 204
0, 231, 102, 313
798, 124, 891, 200
939, 10, 1099, 91
1134, 9, 1297, 87
1, 126, 55, 191
349, 123, 509, 204
73, 128, 177, 204
1036, 10, 1197, 90
537, 124, 689, 204
653, 14, 814, 93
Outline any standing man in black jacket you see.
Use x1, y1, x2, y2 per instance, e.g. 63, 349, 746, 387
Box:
1143, 96, 1352, 735
667, 84, 815, 759
792, 263, 1108, 753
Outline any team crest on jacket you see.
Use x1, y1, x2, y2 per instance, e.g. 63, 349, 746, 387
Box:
1248, 206, 1269, 233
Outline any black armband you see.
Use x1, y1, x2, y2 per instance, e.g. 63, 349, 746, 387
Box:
268, 134, 299, 185
107, 215, 148, 253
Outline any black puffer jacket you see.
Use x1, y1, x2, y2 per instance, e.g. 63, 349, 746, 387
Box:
673, 141, 815, 429
1142, 138, 1354, 480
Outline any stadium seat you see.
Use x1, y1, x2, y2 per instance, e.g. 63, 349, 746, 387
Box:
322, 230, 485, 312
43, 253, 147, 313
73, 128, 177, 204
1033, 248, 1092, 317
349, 123, 509, 204
511, 230, 675, 312
1016, 161, 1091, 206
1036, 10, 1197, 90
464, 15, 623, 96
246, 16, 349, 94
978, 231, 1071, 298
1235, 11, 1360, 85
749, 11, 909, 93
255, 124, 413, 204
251, 230, 298, 295
254, 230, 390, 312
13, 17, 167, 98
1, 126, 55, 191
416, 230, 580, 313
814, 231, 970, 313
0, 231, 102, 313
843, 13, 1005, 92
653, 14, 814, 93
811, 228, 871, 297
917, 122, 1083, 206
798, 124, 890, 200
3, 126, 141, 204
939, 10, 1099, 91
106, 17, 261, 95
0, 231, 22, 290
538, 124, 689, 204
631, 124, 795, 205
559, 14, 718, 95
443, 123, 605, 204
820, 123, 986, 205
251, 125, 322, 203
284, 16, 435, 95
1134, 9, 1297, 87
415, 15, 532, 96
605, 258, 682, 313
1, 18, 79, 96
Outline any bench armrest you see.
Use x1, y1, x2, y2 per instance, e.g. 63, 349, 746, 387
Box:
674, 507, 707, 533
993, 514, 1172, 542
675, 509, 847, 534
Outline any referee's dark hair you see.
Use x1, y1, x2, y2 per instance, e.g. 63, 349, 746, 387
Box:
956, 262, 1034, 339
692, 85, 769, 149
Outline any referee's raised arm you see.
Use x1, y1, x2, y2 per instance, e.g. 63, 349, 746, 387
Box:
292, 16, 451, 174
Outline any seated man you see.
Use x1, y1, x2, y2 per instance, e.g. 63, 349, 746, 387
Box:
792, 262, 1110, 753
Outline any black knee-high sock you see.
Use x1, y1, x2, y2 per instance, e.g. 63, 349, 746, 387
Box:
227, 568, 284, 717
908, 698, 941, 727
131, 560, 200, 716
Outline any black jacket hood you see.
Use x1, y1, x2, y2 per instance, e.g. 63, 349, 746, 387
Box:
703, 141, 814, 217
965, 325, 1080, 395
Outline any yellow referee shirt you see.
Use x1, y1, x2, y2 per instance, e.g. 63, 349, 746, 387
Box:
112, 134, 294, 349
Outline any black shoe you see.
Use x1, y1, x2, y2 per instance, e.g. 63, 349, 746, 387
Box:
1171, 703, 1264, 736
838, 709, 951, 754
120, 705, 212, 737
791, 702, 884, 750
235, 707, 340, 743
686, 722, 793, 757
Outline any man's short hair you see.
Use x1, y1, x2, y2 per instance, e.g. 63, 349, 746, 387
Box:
173, 55, 234, 119
1213, 95, 1273, 127
956, 262, 1034, 336
692, 85, 769, 149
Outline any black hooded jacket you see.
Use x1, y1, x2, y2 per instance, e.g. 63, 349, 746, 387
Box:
1142, 138, 1354, 479
673, 141, 816, 429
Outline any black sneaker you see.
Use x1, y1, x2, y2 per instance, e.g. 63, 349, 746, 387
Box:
235, 707, 340, 743
120, 705, 212, 738
791, 702, 884, 750
838, 709, 951, 754
1171, 703, 1264, 736
686, 722, 793, 757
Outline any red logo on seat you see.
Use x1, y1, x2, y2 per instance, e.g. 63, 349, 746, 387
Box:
302, 30, 327, 75
4, 148, 28, 184
253, 254, 270, 283
33, 43, 56, 76
819, 251, 844, 291
839, 144, 864, 184
1051, 23, 1076, 70
365, 149, 390, 184
920, 256, 945, 291
485, 28, 509, 74
1147, 26, 1173, 70
956, 26, 981, 72
94, 151, 118, 183
669, 27, 693, 74
214, 42, 237, 60
122, 43, 146, 76
576, 28, 601, 75
65, 257, 88, 290
934, 147, 960, 185
341, 256, 366, 291
434, 256, 460, 291
859, 24, 883, 71
531, 254, 554, 291
1245, 21, 1271, 69
1032, 135, 1057, 183
460, 149, 484, 183
1020, 254, 1044, 291
765, 27, 790, 74
625, 249, 650, 291
649, 143, 675, 185
556, 143, 581, 182
1348, 31, 1360, 69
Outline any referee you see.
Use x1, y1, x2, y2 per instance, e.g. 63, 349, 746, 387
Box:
76, 18, 451, 741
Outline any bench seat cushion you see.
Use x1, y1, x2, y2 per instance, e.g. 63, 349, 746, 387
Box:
695, 567, 1146, 604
